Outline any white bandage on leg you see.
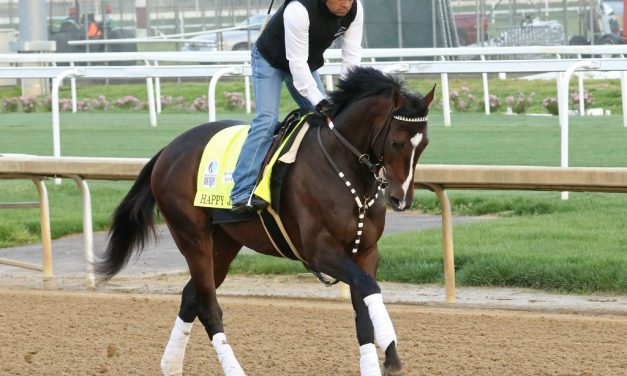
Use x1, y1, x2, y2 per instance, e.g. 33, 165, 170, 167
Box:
359, 343, 381, 376
161, 316, 194, 376
211, 332, 246, 376
363, 293, 397, 352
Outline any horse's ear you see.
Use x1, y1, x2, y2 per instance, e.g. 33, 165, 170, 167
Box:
424, 84, 437, 107
392, 87, 404, 110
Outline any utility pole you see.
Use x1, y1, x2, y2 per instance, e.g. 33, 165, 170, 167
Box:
18, 0, 54, 96
18, 0, 48, 49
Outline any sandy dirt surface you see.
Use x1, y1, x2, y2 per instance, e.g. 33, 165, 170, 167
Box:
1, 287, 626, 376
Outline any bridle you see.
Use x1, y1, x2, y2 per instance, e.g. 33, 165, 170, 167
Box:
311, 106, 427, 286
316, 106, 428, 254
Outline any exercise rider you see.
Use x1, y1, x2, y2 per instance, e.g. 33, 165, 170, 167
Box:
230, 0, 364, 213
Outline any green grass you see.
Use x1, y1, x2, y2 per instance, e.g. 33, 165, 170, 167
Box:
381, 191, 627, 293
1, 80, 626, 293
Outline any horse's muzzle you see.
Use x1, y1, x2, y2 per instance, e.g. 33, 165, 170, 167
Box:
386, 194, 409, 212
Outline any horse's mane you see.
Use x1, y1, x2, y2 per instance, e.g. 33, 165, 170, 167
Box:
327, 67, 428, 119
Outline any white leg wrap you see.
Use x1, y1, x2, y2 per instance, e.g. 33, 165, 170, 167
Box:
212, 332, 246, 376
359, 343, 381, 376
161, 316, 194, 376
364, 293, 397, 352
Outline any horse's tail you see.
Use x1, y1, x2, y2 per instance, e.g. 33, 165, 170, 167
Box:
96, 149, 163, 280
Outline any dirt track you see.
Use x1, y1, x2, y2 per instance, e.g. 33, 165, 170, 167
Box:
1, 288, 625, 376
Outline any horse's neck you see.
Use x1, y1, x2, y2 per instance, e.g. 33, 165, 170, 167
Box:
312, 105, 382, 190
332, 105, 380, 153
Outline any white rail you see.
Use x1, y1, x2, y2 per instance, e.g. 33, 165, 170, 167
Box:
2, 45, 627, 64
0, 57, 625, 174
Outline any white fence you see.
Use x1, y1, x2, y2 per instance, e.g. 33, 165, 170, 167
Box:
1, 46, 627, 177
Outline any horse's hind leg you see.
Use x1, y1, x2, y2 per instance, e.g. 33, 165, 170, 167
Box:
161, 279, 197, 375
160, 219, 245, 376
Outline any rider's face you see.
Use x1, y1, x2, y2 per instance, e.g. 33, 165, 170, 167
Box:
323, 0, 354, 17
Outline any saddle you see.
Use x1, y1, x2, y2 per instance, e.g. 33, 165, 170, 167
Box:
255, 108, 311, 188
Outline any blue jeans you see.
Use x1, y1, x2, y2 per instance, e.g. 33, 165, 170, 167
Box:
230, 45, 325, 204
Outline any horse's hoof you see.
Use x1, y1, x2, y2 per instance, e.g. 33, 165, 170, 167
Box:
382, 367, 404, 376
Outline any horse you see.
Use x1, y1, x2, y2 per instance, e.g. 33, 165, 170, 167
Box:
97, 66, 435, 376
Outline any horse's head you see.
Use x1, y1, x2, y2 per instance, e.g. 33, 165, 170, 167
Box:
327, 67, 435, 212
380, 86, 435, 211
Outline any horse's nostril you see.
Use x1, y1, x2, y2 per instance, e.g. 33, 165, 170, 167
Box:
389, 196, 404, 210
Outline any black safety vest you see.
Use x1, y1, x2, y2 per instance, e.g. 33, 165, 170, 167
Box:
256, 0, 358, 72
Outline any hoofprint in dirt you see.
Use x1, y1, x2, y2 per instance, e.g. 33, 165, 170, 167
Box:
0, 288, 625, 376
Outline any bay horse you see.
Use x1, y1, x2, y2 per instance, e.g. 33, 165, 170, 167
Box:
98, 67, 434, 376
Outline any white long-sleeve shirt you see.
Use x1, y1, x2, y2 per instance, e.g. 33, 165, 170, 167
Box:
283, 0, 363, 106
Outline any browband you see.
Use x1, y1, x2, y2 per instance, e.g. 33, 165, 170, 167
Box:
393, 115, 428, 122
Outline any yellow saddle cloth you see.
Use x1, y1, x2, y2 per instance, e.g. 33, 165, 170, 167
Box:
194, 118, 310, 209
194, 125, 249, 209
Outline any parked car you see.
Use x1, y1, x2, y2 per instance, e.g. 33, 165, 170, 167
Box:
181, 14, 270, 52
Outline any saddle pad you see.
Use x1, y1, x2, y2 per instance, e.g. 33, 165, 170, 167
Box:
253, 119, 310, 203
194, 125, 250, 209
195, 116, 311, 209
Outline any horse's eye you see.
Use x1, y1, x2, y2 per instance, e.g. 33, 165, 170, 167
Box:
390, 140, 403, 150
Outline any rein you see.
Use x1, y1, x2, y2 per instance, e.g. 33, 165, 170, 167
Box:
312, 107, 428, 286
313, 121, 387, 287
316, 109, 395, 256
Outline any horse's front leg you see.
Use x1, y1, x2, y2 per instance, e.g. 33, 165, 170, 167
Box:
351, 245, 403, 376
309, 240, 401, 376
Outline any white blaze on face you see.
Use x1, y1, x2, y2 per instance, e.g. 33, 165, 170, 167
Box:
399, 132, 423, 209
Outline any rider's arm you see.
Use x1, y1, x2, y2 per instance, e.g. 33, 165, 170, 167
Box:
340, 0, 363, 79
284, 1, 326, 107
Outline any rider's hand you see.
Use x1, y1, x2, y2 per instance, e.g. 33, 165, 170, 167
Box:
314, 98, 334, 117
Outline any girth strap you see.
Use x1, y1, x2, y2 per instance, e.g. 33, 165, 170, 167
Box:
257, 207, 306, 263
258, 206, 340, 286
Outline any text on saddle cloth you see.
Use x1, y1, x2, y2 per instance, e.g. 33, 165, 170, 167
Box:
194, 115, 311, 209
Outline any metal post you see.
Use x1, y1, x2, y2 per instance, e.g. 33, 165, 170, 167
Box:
481, 55, 490, 115
18, 0, 49, 97
34, 177, 53, 289
425, 183, 455, 304
144, 60, 157, 127
578, 72, 585, 116
208, 66, 243, 122
70, 62, 78, 113
18, 0, 47, 43
440, 55, 451, 127
70, 176, 96, 289
154, 61, 162, 114
558, 60, 600, 200
52, 69, 84, 158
